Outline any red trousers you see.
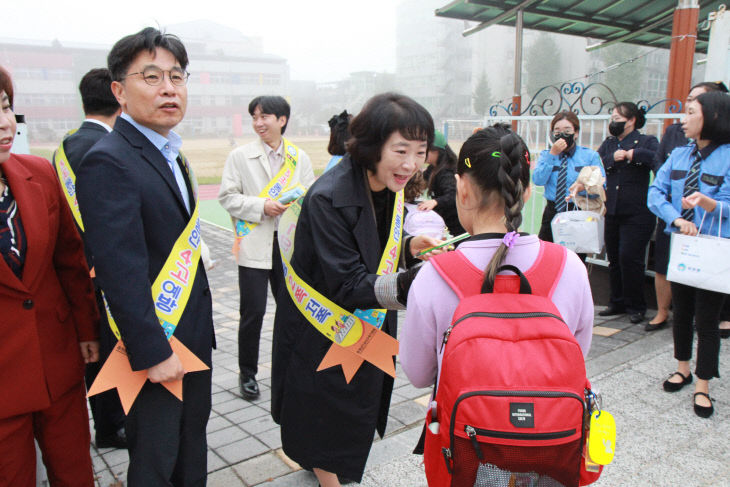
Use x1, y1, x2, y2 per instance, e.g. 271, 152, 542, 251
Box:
0, 382, 94, 487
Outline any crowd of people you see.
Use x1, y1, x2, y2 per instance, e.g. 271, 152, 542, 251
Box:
1, 24, 729, 487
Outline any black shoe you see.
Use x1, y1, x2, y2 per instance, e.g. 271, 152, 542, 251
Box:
598, 306, 625, 317
240, 375, 260, 400
693, 392, 714, 418
663, 371, 692, 392
95, 428, 128, 449
645, 320, 667, 331
629, 313, 645, 324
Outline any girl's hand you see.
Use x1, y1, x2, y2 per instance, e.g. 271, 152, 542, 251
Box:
418, 200, 437, 211
673, 218, 698, 236
409, 235, 445, 261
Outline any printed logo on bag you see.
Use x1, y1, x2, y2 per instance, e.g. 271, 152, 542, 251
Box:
509, 403, 535, 428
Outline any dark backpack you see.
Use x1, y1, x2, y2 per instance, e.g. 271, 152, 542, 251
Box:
423, 241, 600, 486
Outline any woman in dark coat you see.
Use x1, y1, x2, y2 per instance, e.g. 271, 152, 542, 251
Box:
419, 130, 466, 236
271, 93, 439, 486
597, 102, 659, 324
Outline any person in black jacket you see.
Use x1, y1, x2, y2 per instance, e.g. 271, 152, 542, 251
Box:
271, 93, 441, 487
597, 102, 658, 324
55, 68, 127, 450
649, 81, 730, 333
419, 130, 466, 236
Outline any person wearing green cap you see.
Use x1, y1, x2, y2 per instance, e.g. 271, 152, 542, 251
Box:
419, 130, 466, 236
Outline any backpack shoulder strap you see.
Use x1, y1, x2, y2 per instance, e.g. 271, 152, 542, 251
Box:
524, 241, 568, 298
430, 250, 483, 299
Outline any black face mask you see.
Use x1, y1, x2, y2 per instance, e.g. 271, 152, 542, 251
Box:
608, 121, 626, 137
550, 132, 575, 149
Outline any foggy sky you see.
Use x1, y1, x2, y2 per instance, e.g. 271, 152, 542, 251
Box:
3, 0, 400, 82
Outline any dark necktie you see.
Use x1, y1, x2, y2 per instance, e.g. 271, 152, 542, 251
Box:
554, 154, 569, 213
681, 151, 702, 222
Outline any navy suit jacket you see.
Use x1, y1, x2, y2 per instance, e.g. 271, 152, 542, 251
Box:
63, 121, 109, 173
76, 117, 214, 371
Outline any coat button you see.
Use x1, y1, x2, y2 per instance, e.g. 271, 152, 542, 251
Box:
615, 186, 619, 190
23, 299, 34, 309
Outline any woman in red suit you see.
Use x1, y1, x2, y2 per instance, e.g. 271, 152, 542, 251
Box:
0, 66, 100, 486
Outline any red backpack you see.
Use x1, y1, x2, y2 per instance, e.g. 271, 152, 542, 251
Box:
423, 241, 600, 486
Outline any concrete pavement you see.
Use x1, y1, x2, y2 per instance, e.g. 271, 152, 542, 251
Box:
90, 221, 730, 487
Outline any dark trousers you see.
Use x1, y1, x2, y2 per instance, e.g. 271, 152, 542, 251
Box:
538, 200, 587, 263
671, 283, 725, 380
125, 369, 211, 487
604, 213, 655, 314
84, 288, 126, 437
0, 382, 93, 487
238, 236, 284, 378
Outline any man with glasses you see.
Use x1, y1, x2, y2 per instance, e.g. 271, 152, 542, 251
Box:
76, 28, 214, 485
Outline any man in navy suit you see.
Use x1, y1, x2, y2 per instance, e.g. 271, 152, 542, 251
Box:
76, 28, 214, 486
57, 67, 127, 450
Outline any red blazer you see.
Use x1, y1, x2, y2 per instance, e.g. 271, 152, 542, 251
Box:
0, 154, 99, 419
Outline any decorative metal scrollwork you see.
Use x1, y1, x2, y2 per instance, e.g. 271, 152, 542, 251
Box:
488, 82, 682, 116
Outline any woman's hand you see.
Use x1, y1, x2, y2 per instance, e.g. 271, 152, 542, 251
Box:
79, 341, 100, 363
673, 218, 698, 236
613, 149, 628, 162
626, 149, 634, 162
417, 200, 437, 211
409, 235, 446, 261
550, 138, 567, 156
683, 191, 717, 213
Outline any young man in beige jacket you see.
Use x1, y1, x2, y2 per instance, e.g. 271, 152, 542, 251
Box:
218, 96, 315, 400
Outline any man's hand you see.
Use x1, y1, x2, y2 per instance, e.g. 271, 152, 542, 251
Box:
264, 198, 287, 217
417, 200, 437, 211
410, 235, 446, 261
673, 218, 698, 236
147, 353, 184, 383
79, 341, 100, 363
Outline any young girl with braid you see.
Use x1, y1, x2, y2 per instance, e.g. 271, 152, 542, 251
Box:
401, 124, 594, 390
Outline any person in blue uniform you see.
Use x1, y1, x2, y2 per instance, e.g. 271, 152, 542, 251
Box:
534, 110, 604, 246
597, 102, 658, 324
648, 91, 730, 418
649, 81, 729, 333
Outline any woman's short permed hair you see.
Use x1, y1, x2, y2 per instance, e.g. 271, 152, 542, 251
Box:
346, 93, 434, 172
0, 66, 14, 108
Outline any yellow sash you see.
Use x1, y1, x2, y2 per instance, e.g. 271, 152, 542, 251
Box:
53, 130, 84, 231
277, 190, 403, 382
233, 138, 300, 242
86, 152, 209, 413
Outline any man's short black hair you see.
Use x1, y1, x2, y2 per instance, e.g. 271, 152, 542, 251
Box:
79, 68, 119, 117
346, 92, 434, 172
248, 96, 290, 134
107, 27, 188, 82
696, 91, 730, 144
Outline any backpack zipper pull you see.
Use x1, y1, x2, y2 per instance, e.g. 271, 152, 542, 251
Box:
465, 425, 484, 460
441, 447, 453, 473
440, 326, 453, 352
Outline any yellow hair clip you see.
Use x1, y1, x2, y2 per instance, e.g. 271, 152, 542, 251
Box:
464, 157, 471, 168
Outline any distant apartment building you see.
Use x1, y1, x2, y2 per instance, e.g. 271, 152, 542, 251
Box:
0, 20, 289, 143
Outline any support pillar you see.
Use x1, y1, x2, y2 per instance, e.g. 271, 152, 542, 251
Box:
664, 0, 699, 129
512, 8, 524, 132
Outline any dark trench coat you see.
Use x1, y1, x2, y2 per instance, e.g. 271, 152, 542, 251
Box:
271, 155, 400, 482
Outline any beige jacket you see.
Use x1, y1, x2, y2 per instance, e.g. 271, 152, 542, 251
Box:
218, 138, 315, 269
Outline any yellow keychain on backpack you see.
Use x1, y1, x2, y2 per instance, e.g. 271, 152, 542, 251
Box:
588, 409, 616, 465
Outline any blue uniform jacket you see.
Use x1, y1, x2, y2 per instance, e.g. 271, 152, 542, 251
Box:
648, 143, 730, 238
533, 145, 605, 202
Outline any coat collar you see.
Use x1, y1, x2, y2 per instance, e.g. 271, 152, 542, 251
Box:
0, 155, 48, 293
113, 117, 191, 216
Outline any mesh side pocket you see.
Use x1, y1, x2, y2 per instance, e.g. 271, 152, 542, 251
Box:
451, 436, 582, 487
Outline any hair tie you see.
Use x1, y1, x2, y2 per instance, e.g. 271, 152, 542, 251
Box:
464, 157, 472, 168
502, 231, 519, 248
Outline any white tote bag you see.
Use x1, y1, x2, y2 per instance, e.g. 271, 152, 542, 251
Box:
550, 210, 605, 254
667, 209, 730, 293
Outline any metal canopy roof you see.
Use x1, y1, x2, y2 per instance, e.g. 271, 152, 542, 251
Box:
435, 0, 721, 52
